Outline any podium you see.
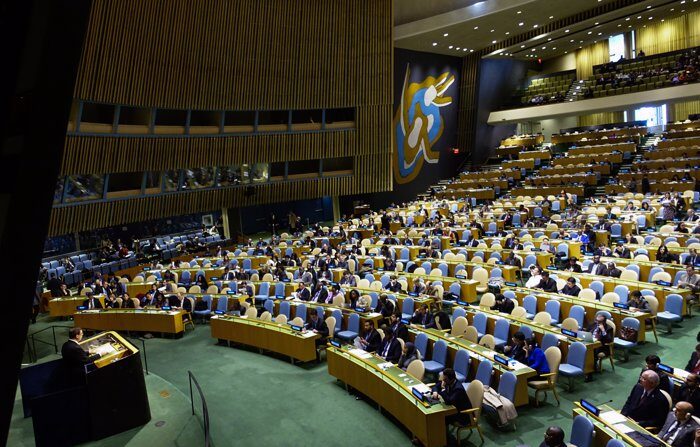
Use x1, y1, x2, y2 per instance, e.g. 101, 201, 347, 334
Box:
20, 331, 151, 446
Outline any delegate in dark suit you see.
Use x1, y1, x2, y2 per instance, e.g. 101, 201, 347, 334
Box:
378, 336, 402, 363
304, 315, 329, 346
82, 296, 103, 309
61, 339, 100, 383
657, 409, 700, 446
621, 384, 670, 429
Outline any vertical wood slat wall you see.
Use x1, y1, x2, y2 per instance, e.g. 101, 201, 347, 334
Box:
51, 0, 392, 236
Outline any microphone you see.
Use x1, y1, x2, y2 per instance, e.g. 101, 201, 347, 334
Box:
594, 399, 614, 407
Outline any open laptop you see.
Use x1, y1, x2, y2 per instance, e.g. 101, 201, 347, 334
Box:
577, 331, 594, 342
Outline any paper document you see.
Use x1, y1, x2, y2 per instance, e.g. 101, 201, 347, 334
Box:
90, 343, 116, 357
377, 362, 393, 370
612, 423, 635, 434
600, 410, 627, 425
300, 331, 317, 338
349, 348, 372, 359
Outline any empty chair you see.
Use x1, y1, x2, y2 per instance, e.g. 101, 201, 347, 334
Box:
620, 269, 638, 281
274, 314, 288, 324
558, 341, 586, 390
254, 282, 270, 304
451, 316, 469, 338
423, 340, 448, 375
647, 266, 664, 283
473, 268, 489, 293
528, 346, 561, 406
511, 307, 528, 319
523, 295, 537, 319
473, 312, 487, 338
473, 360, 493, 388
331, 309, 343, 337
463, 326, 479, 343
262, 299, 274, 315
295, 303, 307, 323
414, 333, 429, 359
406, 360, 425, 381
497, 372, 518, 410
453, 349, 471, 382
534, 312, 552, 326
560, 318, 580, 332
589, 281, 604, 299
567, 305, 585, 330
279, 301, 291, 319
479, 334, 496, 349
337, 313, 360, 341
601, 292, 620, 304
492, 318, 510, 350
656, 294, 684, 333
544, 300, 560, 325
479, 293, 496, 308
613, 317, 641, 361
570, 415, 594, 447
247, 307, 260, 319
452, 307, 467, 322
216, 296, 229, 313
578, 288, 596, 301
401, 297, 414, 320
541, 333, 559, 352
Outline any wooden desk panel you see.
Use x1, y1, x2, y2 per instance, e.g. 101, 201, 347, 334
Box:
74, 309, 185, 334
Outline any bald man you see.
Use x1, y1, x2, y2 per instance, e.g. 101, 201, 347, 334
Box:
621, 370, 670, 430
540, 426, 566, 447
658, 401, 700, 446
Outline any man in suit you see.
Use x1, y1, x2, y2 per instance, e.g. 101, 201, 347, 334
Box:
491, 293, 515, 314
564, 257, 583, 273
679, 266, 700, 295
606, 262, 622, 278
82, 292, 103, 310
685, 210, 700, 222
386, 276, 403, 293
621, 370, 670, 430
658, 401, 700, 446
430, 368, 472, 445
535, 271, 558, 293
311, 281, 329, 303
676, 374, 700, 414
685, 344, 700, 375
537, 426, 567, 447
503, 252, 522, 268
378, 326, 402, 363
587, 255, 608, 276
411, 304, 432, 326
358, 320, 382, 353
641, 355, 671, 394
685, 249, 700, 267
294, 282, 311, 301
589, 314, 615, 373
613, 242, 632, 259
594, 243, 613, 257
61, 327, 101, 384
304, 308, 329, 347
389, 312, 408, 341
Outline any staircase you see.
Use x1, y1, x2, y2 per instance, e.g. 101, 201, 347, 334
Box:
564, 80, 583, 102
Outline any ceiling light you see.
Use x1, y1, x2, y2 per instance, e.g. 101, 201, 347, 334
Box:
448, 45, 453, 49
549, 16, 554, 19
661, 19, 665, 22
469, 49, 474, 52
432, 42, 437, 46
570, 39, 574, 42
505, 32, 510, 35
625, 17, 630, 20
553, 47, 557, 50
680, 0, 685, 4
492, 40, 497, 43
541, 46, 546, 49
671, 8, 675, 10
579, 40, 583, 43
649, 16, 653, 19
474, 26, 479, 29
637, 16, 641, 19
587, 31, 593, 34
595, 22, 599, 25
565, 29, 570, 33
517, 10, 522, 14
531, 48, 536, 51
565, 51, 568, 54
490, 29, 495, 32
463, 48, 468, 52
547, 38, 552, 41
618, 24, 622, 27
456, 47, 461, 50
579, 46, 583, 49
533, 24, 538, 28
647, 5, 651, 8
518, 22, 524, 26
521, 45, 526, 48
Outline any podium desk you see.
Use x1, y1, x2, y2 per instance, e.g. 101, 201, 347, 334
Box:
326, 345, 455, 447
49, 295, 105, 317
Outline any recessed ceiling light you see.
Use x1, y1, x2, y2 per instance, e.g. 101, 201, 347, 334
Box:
517, 10, 522, 14
432, 42, 437, 46
570, 39, 574, 42
469, 49, 474, 52
680, 0, 685, 4
456, 47, 461, 50
521, 45, 526, 48
649, 16, 653, 19
444, 33, 449, 37
565, 29, 570, 33
598, 32, 602, 35
671, 8, 675, 10
553, 47, 557, 50
505, 32, 510, 35
564, 51, 568, 54
463, 48, 468, 52
579, 46, 583, 48
647, 5, 651, 8
531, 48, 536, 51
579, 40, 583, 43
541, 46, 546, 49
492, 40, 497, 43
661, 19, 665, 22
547, 38, 552, 41
448, 45, 453, 49
637, 16, 641, 19
595, 22, 599, 25
549, 16, 554, 19
490, 29, 495, 32
474, 26, 479, 29
533, 24, 538, 28
587, 31, 592, 34
618, 24, 622, 27
625, 17, 630, 20
518, 22, 524, 26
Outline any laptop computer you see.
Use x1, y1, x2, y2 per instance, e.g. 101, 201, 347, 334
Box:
577, 331, 594, 342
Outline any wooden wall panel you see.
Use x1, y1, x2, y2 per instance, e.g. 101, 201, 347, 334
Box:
75, 0, 392, 110
52, 0, 393, 235
48, 174, 387, 236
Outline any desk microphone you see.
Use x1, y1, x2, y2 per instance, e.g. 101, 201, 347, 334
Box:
594, 399, 614, 406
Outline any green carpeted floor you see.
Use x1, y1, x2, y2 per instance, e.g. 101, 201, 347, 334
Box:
12, 312, 700, 446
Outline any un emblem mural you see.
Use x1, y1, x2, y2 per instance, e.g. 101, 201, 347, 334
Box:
393, 65, 455, 184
